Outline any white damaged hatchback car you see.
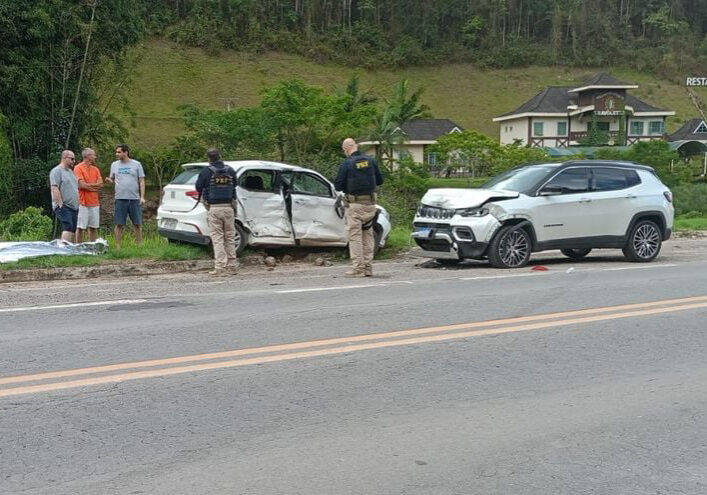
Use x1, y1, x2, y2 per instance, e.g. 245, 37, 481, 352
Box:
413, 160, 674, 268
157, 160, 391, 254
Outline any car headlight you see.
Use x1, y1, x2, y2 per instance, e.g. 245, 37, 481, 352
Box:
456, 207, 489, 217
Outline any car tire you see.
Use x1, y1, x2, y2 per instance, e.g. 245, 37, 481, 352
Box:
488, 225, 532, 269
234, 222, 248, 256
622, 219, 662, 262
561, 248, 592, 260
373, 227, 383, 256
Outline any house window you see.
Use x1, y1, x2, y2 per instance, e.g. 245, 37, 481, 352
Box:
630, 121, 644, 136
427, 152, 437, 166
557, 122, 567, 136
695, 121, 707, 133
649, 121, 664, 135
533, 122, 544, 137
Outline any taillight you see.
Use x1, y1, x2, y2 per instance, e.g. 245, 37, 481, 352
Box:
185, 190, 199, 200
663, 190, 673, 203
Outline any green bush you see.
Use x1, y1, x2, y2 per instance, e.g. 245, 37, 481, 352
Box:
379, 157, 430, 225
0, 206, 54, 241
672, 183, 707, 216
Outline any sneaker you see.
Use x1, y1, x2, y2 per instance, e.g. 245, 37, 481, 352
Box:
364, 270, 373, 277
208, 269, 227, 277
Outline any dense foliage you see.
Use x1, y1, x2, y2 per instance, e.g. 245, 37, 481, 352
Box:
429, 130, 551, 177
0, 0, 144, 215
0, 207, 54, 241
147, 0, 707, 72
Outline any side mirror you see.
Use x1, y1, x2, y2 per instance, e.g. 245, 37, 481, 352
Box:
539, 185, 563, 196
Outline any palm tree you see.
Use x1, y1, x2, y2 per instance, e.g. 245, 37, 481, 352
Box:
336, 74, 377, 113
367, 109, 405, 171
384, 79, 431, 126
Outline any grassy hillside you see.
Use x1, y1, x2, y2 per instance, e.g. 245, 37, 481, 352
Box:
122, 39, 707, 148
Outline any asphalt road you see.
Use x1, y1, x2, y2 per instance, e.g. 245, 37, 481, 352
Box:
1, 240, 707, 494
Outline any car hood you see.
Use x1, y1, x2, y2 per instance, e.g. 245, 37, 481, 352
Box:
420, 188, 519, 209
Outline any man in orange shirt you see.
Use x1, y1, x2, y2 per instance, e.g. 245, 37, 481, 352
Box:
74, 148, 103, 242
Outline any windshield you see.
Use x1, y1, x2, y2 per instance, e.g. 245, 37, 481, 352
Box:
482, 165, 557, 193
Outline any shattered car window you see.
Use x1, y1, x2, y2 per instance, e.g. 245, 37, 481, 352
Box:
291, 173, 332, 197
239, 170, 275, 192
482, 165, 557, 193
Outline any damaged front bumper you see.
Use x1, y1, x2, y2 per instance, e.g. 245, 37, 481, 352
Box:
411, 214, 501, 260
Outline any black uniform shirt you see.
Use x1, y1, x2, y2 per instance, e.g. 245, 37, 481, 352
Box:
334, 151, 383, 195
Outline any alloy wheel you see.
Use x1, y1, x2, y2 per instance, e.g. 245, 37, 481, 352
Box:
500, 230, 529, 267
632, 224, 660, 259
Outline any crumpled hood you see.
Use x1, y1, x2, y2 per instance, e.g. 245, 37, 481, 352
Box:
420, 188, 519, 209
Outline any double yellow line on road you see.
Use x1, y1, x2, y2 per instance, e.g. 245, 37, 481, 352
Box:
2, 295, 707, 398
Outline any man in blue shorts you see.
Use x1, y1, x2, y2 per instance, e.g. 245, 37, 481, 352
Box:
106, 144, 145, 249
49, 150, 80, 242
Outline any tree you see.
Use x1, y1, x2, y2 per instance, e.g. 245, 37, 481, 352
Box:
367, 109, 405, 171
384, 80, 431, 126
0, 110, 13, 217
0, 0, 144, 163
429, 130, 550, 177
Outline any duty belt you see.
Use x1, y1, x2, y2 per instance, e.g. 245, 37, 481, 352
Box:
346, 193, 375, 202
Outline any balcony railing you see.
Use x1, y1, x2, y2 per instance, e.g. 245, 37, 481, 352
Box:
569, 131, 620, 141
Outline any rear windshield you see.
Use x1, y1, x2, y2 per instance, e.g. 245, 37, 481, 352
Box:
169, 168, 202, 185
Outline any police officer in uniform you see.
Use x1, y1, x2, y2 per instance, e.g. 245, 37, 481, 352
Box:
334, 138, 384, 277
195, 148, 238, 276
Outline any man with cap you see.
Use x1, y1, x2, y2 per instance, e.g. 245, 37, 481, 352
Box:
334, 138, 384, 277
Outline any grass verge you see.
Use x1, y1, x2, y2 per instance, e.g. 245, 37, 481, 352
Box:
674, 215, 707, 232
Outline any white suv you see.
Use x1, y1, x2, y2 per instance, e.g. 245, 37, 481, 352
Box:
413, 161, 674, 268
157, 160, 391, 254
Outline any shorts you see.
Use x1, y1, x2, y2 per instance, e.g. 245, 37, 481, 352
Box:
77, 205, 100, 229
54, 205, 78, 233
114, 199, 142, 226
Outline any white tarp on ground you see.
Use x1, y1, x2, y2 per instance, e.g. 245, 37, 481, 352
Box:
0, 239, 108, 263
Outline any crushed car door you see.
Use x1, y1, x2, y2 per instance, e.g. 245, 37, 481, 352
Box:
287, 171, 347, 246
236, 169, 294, 245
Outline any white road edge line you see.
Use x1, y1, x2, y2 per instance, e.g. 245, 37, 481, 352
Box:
461, 272, 557, 281
0, 299, 148, 313
276, 284, 380, 294
602, 264, 678, 271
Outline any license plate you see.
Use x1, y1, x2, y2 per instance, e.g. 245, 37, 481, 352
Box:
162, 218, 177, 229
415, 227, 431, 237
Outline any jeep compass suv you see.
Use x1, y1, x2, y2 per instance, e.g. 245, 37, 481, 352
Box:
412, 160, 674, 268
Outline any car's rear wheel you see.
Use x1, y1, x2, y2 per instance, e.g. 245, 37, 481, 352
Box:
373, 227, 383, 256
622, 220, 662, 262
561, 248, 592, 260
234, 222, 248, 256
488, 225, 532, 268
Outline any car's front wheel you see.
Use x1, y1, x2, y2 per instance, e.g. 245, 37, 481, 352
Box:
488, 225, 532, 268
622, 220, 662, 262
561, 248, 592, 260
234, 222, 248, 256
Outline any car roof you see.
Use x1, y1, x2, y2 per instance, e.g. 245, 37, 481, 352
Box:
521, 160, 655, 172
180, 160, 314, 173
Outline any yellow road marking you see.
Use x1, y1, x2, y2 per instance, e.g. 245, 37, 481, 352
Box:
1, 298, 706, 398
3, 294, 707, 387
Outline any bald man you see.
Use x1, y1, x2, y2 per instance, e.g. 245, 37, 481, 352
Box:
50, 150, 80, 242
334, 138, 384, 277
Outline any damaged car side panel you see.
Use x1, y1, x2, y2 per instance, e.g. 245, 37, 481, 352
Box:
237, 169, 294, 245
283, 171, 348, 246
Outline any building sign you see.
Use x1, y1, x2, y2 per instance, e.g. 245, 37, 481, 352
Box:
594, 93, 625, 116
686, 77, 707, 86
